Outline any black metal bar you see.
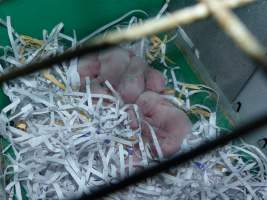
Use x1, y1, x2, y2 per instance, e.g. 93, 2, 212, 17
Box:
0, 42, 114, 84
75, 113, 267, 200
0, 4, 264, 199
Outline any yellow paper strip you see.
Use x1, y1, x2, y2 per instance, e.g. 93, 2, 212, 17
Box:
43, 70, 66, 90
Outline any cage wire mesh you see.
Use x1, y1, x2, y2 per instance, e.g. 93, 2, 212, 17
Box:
0, 0, 267, 199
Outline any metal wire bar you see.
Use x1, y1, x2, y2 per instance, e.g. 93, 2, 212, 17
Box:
0, 0, 252, 84
0, 0, 265, 199
0, 43, 114, 84
76, 112, 267, 200
201, 0, 267, 67
77, 0, 267, 199
91, 0, 254, 45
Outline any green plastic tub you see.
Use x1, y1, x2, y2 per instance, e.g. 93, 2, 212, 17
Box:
0, 0, 166, 110
0, 1, 235, 199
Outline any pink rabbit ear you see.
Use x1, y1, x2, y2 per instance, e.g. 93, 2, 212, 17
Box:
125, 56, 148, 76
145, 67, 166, 93
152, 104, 191, 158
135, 91, 165, 117
91, 81, 109, 95
78, 54, 101, 88
116, 55, 148, 104
136, 91, 191, 158
118, 73, 145, 104
98, 48, 130, 88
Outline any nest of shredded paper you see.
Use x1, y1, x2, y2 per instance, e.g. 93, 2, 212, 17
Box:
0, 5, 267, 200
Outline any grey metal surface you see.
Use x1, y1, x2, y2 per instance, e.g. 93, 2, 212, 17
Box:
174, 34, 238, 124
235, 68, 267, 154
169, 1, 267, 151
169, 0, 267, 101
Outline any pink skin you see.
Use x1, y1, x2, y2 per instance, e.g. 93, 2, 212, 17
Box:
78, 54, 101, 88
118, 74, 145, 104
77, 49, 191, 159
90, 81, 111, 105
91, 81, 109, 95
118, 56, 147, 103
77, 48, 165, 94
127, 107, 140, 130
135, 91, 165, 116
136, 91, 191, 158
127, 49, 136, 58
98, 48, 130, 88
145, 67, 166, 93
